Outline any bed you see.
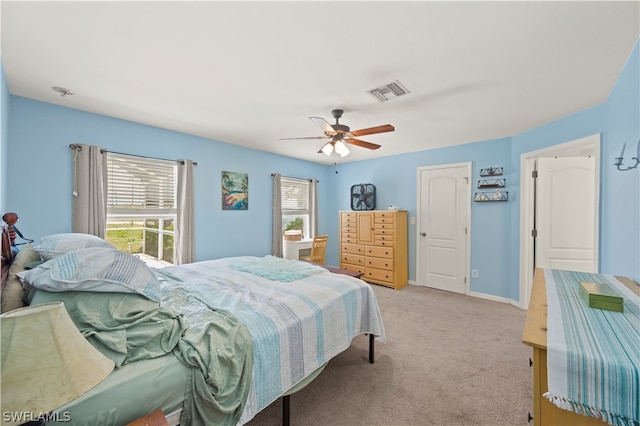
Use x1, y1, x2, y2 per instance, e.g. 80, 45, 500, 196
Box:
4, 232, 386, 425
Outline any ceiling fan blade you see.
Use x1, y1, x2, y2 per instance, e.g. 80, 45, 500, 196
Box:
279, 136, 330, 142
350, 124, 395, 137
345, 138, 382, 150
309, 117, 337, 135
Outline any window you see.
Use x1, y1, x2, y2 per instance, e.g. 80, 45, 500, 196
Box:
105, 153, 177, 266
281, 177, 311, 239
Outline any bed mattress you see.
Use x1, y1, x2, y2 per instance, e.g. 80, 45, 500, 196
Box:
47, 353, 189, 425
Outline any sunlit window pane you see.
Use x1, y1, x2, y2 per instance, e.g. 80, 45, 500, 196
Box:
106, 153, 177, 266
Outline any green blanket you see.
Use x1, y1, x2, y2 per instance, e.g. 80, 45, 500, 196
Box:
29, 286, 253, 426
29, 290, 185, 367
162, 281, 253, 426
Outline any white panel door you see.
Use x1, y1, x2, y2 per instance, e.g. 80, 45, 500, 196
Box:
535, 157, 597, 272
418, 165, 469, 294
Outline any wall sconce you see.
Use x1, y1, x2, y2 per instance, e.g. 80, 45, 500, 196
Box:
614, 139, 639, 171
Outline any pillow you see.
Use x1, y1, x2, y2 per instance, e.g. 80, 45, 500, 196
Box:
32, 233, 115, 261
1, 244, 40, 313
17, 248, 161, 302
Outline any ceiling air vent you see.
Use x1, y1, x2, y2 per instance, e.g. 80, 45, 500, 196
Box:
367, 80, 410, 103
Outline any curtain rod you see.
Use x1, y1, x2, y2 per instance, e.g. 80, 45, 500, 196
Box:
69, 144, 197, 165
271, 173, 317, 183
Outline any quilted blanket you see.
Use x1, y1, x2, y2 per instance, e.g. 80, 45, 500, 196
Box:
158, 256, 386, 425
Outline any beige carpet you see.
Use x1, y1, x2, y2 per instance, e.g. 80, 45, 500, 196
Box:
246, 283, 533, 426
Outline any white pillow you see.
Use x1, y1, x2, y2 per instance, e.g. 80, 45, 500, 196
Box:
33, 233, 115, 261
17, 248, 161, 302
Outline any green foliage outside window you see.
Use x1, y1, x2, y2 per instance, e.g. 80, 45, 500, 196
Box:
284, 218, 304, 231
106, 219, 174, 263
106, 226, 143, 254
145, 230, 159, 258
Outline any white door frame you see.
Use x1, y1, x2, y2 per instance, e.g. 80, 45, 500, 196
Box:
518, 134, 600, 309
416, 162, 472, 291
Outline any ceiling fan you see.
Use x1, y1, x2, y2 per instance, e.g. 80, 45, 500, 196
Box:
280, 109, 394, 157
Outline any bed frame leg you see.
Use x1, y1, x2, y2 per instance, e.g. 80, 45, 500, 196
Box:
282, 395, 290, 426
280, 336, 373, 426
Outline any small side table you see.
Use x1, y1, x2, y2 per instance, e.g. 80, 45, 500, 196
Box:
126, 409, 169, 426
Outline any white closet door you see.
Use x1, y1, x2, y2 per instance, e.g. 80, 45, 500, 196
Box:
535, 156, 597, 272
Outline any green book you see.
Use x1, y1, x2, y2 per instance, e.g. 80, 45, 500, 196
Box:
579, 281, 624, 313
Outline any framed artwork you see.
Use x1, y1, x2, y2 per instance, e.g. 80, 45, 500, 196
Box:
222, 171, 248, 210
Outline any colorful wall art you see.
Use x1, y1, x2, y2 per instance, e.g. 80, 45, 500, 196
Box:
222, 171, 248, 210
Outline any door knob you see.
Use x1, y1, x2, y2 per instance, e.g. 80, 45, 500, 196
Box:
420, 232, 426, 237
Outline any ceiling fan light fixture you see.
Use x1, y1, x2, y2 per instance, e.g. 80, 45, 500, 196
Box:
283, 109, 393, 157
335, 140, 350, 157
320, 142, 334, 156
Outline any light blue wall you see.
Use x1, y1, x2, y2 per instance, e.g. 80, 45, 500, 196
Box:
602, 40, 640, 281
6, 97, 333, 262
510, 103, 607, 300
332, 138, 514, 298
2, 39, 638, 300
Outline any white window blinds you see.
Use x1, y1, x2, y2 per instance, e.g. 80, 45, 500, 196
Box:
107, 153, 177, 215
281, 177, 309, 212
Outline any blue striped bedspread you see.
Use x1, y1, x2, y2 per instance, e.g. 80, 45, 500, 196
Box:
544, 269, 640, 426
158, 256, 386, 425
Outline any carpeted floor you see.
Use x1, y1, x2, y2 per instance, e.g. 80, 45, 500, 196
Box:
246, 283, 533, 426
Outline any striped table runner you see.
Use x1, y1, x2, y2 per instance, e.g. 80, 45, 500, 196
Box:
544, 269, 640, 426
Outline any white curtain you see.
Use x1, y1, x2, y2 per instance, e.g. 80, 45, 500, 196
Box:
310, 178, 318, 237
71, 144, 107, 238
176, 160, 195, 264
271, 173, 283, 257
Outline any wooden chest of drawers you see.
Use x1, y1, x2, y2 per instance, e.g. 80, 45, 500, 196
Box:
339, 210, 408, 290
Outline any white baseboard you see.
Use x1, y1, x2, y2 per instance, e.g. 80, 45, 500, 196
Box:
409, 282, 522, 309
467, 290, 516, 306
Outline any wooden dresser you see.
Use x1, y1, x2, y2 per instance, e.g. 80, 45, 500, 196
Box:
339, 210, 408, 290
522, 269, 638, 426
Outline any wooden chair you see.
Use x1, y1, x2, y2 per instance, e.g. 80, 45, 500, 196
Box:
299, 235, 328, 265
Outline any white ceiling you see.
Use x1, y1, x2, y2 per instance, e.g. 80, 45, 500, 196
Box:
2, 1, 638, 165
